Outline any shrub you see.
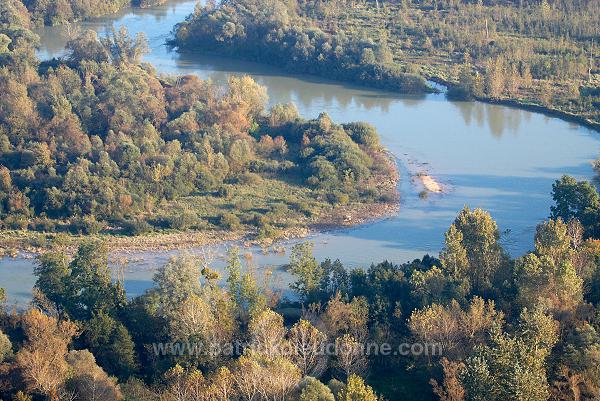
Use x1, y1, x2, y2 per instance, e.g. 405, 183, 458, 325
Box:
328, 191, 350, 205
220, 212, 241, 230
235, 199, 253, 211
29, 217, 57, 232
70, 216, 104, 235
237, 172, 263, 185
167, 211, 198, 230
217, 185, 234, 199
3, 215, 29, 230
121, 219, 153, 235
342, 122, 380, 149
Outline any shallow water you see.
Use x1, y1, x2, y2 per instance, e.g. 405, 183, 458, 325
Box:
1, 0, 598, 306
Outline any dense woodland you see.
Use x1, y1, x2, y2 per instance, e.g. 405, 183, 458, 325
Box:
0, 0, 397, 241
0, 175, 599, 401
175, 0, 600, 127
18, 0, 168, 26
173, 0, 431, 93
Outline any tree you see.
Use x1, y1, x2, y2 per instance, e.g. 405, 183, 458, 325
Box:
226, 247, 267, 320
289, 242, 324, 303
83, 312, 138, 380
66, 30, 109, 64
430, 358, 465, 401
15, 310, 79, 401
233, 352, 301, 401
337, 374, 378, 401
322, 293, 369, 343
440, 225, 469, 281
298, 377, 335, 401
514, 253, 583, 313
335, 334, 367, 379
0, 329, 12, 363
551, 176, 600, 238
534, 219, 571, 265
65, 350, 122, 401
265, 356, 302, 401
462, 306, 558, 401
226, 75, 268, 120
360, 48, 376, 65
269, 102, 299, 127
289, 319, 328, 377
447, 207, 506, 294
153, 254, 201, 315
101, 26, 149, 65
484, 57, 506, 98
208, 366, 235, 401
167, 291, 236, 368
35, 242, 126, 321
248, 309, 287, 360
554, 323, 600, 399
409, 297, 503, 360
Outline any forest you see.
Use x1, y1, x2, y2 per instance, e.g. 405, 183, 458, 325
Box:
0, 174, 599, 401
18, 0, 168, 26
0, 0, 398, 245
174, 0, 600, 128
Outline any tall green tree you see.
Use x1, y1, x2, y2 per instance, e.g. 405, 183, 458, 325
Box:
551, 175, 600, 238
289, 242, 324, 303
443, 207, 506, 295
34, 242, 125, 320
462, 306, 558, 401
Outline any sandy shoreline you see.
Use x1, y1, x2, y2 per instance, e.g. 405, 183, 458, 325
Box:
417, 174, 443, 193
0, 185, 400, 259
0, 198, 400, 258
0, 149, 401, 258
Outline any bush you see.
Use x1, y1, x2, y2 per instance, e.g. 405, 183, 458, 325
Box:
270, 203, 290, 216
219, 212, 241, 230
3, 214, 29, 230
237, 172, 263, 185
290, 200, 314, 216
69, 216, 104, 235
343, 122, 380, 149
235, 199, 253, 211
328, 191, 350, 205
29, 217, 57, 232
167, 211, 198, 230
258, 224, 281, 240
217, 185, 234, 199
121, 220, 153, 235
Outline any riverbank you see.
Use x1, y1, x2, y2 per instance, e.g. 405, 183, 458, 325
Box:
0, 153, 400, 258
22, 0, 169, 27
173, 0, 598, 134
429, 76, 600, 134
0, 197, 400, 258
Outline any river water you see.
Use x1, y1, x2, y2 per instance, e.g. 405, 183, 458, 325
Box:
1, 0, 599, 306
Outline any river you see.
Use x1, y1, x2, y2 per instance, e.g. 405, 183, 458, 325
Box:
1, 0, 599, 307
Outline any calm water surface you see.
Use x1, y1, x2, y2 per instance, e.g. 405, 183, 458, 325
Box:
1, 0, 599, 306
